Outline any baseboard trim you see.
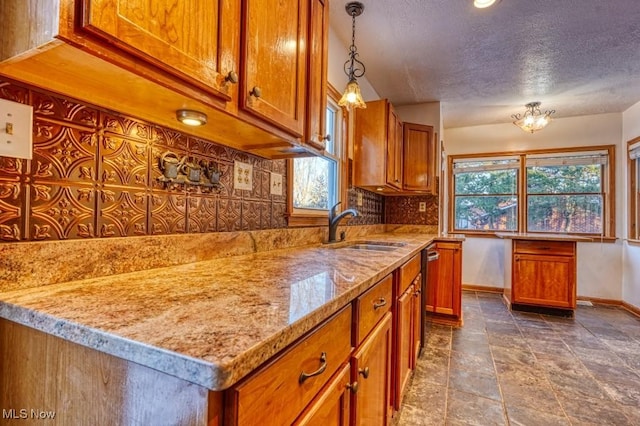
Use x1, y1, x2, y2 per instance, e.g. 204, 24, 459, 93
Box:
622, 301, 640, 317
462, 284, 504, 294
576, 296, 621, 306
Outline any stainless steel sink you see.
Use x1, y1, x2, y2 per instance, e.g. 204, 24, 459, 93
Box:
330, 240, 407, 251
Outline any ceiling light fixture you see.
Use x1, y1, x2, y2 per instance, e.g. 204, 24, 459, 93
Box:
511, 102, 556, 133
338, 2, 367, 110
474, 0, 499, 8
176, 109, 208, 126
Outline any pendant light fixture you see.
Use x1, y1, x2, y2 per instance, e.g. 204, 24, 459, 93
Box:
338, 2, 367, 109
511, 102, 556, 133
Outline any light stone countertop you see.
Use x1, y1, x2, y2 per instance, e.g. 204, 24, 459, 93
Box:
0, 233, 436, 391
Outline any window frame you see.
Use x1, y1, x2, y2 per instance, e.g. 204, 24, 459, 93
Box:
628, 137, 640, 242
448, 145, 616, 239
287, 84, 348, 227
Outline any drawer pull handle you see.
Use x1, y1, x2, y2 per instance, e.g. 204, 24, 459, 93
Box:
427, 252, 439, 262
358, 367, 370, 379
346, 381, 359, 394
299, 352, 327, 384
373, 298, 387, 310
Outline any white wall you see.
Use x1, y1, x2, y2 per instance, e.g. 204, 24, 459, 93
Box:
622, 101, 640, 309
444, 114, 624, 299
328, 26, 379, 102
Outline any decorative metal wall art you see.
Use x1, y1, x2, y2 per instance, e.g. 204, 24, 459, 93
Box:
157, 151, 223, 192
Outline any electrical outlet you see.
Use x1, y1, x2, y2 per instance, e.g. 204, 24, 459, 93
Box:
0, 98, 33, 159
419, 201, 427, 212
357, 192, 363, 207
234, 161, 253, 191
270, 172, 283, 195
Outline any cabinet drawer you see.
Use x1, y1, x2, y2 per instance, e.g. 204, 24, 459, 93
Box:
229, 306, 352, 426
399, 253, 421, 292
514, 240, 575, 256
355, 274, 393, 345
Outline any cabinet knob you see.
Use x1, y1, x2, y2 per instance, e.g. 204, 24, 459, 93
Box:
322, 134, 331, 142
414, 289, 421, 297
224, 71, 238, 84
250, 86, 262, 98
358, 367, 370, 379
346, 381, 359, 394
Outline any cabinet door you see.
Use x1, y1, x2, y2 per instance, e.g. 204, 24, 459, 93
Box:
294, 363, 352, 426
394, 288, 412, 410
513, 254, 575, 308
426, 243, 462, 318
241, 0, 307, 137
386, 104, 403, 189
412, 279, 422, 367
352, 313, 392, 426
403, 123, 435, 192
79, 0, 237, 101
304, 0, 329, 148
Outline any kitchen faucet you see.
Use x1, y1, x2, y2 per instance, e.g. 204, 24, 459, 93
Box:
328, 202, 359, 243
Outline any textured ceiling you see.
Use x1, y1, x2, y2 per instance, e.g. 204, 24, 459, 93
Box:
329, 0, 640, 128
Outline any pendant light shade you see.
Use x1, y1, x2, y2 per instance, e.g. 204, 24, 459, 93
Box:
338, 2, 367, 110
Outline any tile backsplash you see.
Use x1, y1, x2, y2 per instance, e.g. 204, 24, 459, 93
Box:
0, 78, 386, 242
0, 78, 287, 242
385, 195, 439, 225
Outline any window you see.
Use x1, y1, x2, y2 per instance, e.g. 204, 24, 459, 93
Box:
629, 137, 640, 241
452, 158, 519, 231
292, 105, 340, 210
449, 146, 615, 237
288, 85, 346, 226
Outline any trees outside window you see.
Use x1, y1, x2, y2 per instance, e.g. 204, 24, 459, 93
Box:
450, 146, 615, 237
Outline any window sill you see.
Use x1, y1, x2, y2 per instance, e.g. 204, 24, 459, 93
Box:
451, 231, 618, 242
287, 214, 328, 227
627, 239, 640, 246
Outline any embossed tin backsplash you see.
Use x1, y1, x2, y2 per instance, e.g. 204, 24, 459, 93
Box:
0, 78, 386, 242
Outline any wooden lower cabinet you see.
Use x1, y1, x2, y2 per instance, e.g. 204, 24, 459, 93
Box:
426, 241, 462, 325
294, 363, 353, 426
395, 286, 413, 410
351, 312, 393, 426
225, 306, 352, 425
511, 240, 576, 310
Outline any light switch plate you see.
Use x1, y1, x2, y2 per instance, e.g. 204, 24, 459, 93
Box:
357, 192, 363, 207
234, 161, 253, 191
419, 202, 427, 212
270, 172, 283, 195
0, 98, 33, 159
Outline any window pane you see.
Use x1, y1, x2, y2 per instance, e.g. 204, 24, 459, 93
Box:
454, 196, 518, 231
325, 107, 336, 154
527, 165, 602, 194
293, 156, 336, 210
527, 195, 602, 233
455, 169, 517, 195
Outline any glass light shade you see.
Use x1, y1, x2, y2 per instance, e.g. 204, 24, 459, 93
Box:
512, 102, 555, 133
176, 109, 208, 126
474, 0, 498, 8
338, 80, 367, 109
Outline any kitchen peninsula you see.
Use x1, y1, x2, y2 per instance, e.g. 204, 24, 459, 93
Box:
0, 231, 462, 425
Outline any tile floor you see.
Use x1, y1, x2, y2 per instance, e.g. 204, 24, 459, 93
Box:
397, 291, 640, 425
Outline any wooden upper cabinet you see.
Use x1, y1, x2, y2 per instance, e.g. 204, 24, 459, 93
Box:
403, 123, 436, 193
79, 0, 238, 103
304, 0, 329, 150
354, 99, 402, 193
240, 0, 307, 138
